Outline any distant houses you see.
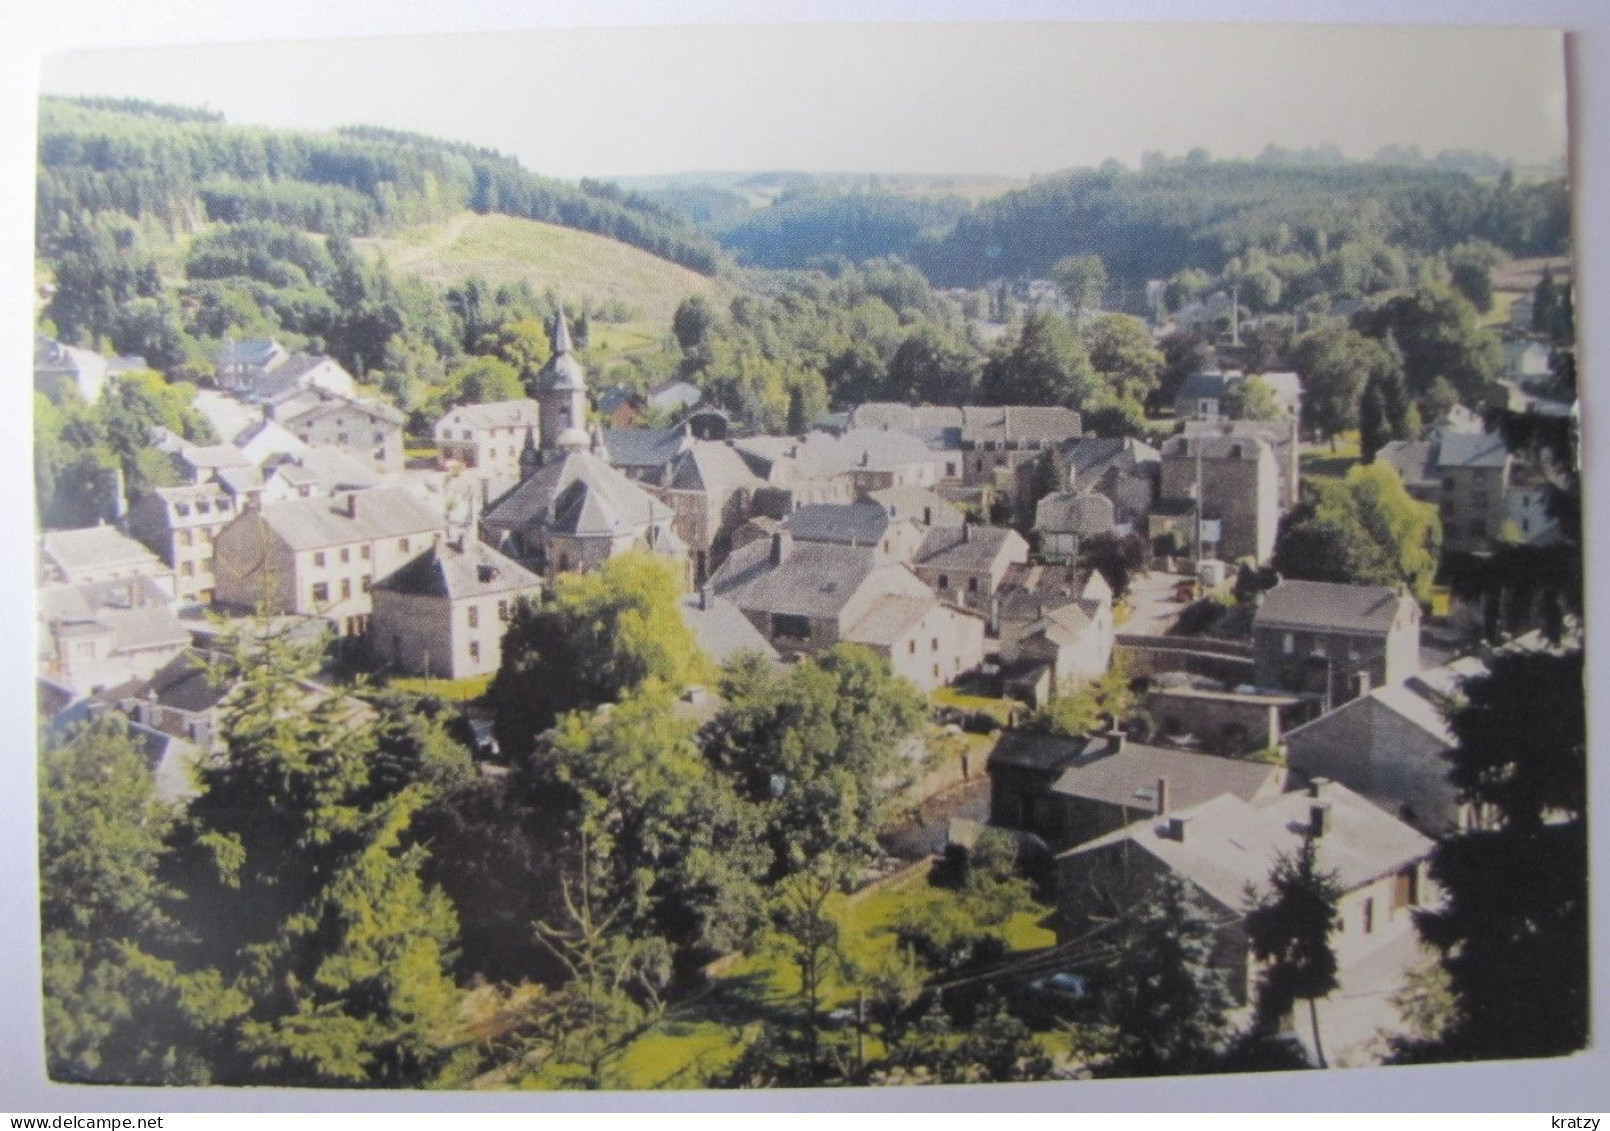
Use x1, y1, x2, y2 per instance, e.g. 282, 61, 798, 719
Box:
434, 400, 542, 474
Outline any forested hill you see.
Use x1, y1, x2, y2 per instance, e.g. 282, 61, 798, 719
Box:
681, 160, 1570, 285
35, 97, 722, 275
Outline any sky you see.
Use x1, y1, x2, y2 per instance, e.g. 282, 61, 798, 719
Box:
37, 21, 1569, 181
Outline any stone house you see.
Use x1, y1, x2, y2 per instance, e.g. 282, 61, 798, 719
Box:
1035, 492, 1118, 562
1252, 579, 1422, 709
1282, 656, 1484, 835
211, 487, 446, 636
38, 526, 174, 591
369, 537, 543, 679
708, 530, 984, 691
1156, 433, 1281, 564
1048, 436, 1159, 527
434, 400, 543, 474
37, 576, 190, 696
275, 392, 407, 474
650, 442, 765, 585
1377, 430, 1511, 552
987, 728, 1288, 852
1145, 674, 1308, 756
863, 484, 965, 528
126, 483, 244, 605
1056, 779, 1435, 1005
35, 336, 109, 404
908, 523, 1031, 616
1182, 418, 1301, 512
218, 342, 356, 403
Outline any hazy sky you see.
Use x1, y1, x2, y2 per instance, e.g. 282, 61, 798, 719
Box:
40, 22, 1568, 180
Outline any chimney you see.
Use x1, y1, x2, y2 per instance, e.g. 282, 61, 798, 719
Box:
770, 531, 791, 566
344, 493, 358, 518
480, 478, 490, 507
1105, 728, 1125, 755
922, 506, 932, 526
962, 522, 972, 543
698, 584, 710, 611
1166, 815, 1189, 842
860, 450, 870, 467
1155, 776, 1169, 817
1309, 802, 1331, 838
1308, 776, 1330, 798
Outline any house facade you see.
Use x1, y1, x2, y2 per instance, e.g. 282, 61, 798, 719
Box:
127, 483, 245, 604
434, 400, 543, 473
1252, 579, 1422, 708
370, 537, 543, 679
1157, 433, 1280, 563
211, 487, 446, 635
277, 393, 407, 474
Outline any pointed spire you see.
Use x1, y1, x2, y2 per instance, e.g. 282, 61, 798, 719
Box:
551, 305, 573, 356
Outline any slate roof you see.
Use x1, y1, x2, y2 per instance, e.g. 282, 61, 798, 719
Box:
846, 594, 940, 646
1036, 492, 1117, 537
958, 405, 1082, 445
1284, 655, 1484, 749
601, 426, 690, 471
435, 399, 541, 433
255, 488, 442, 551
913, 524, 1024, 571
267, 447, 381, 492
131, 651, 231, 714
1160, 434, 1271, 462
1436, 431, 1510, 470
1175, 372, 1231, 402
178, 443, 254, 472
647, 380, 702, 412
712, 538, 907, 620
1253, 580, 1409, 635
484, 450, 672, 539
1376, 441, 1438, 493
39, 527, 164, 575
784, 503, 893, 546
681, 591, 780, 663
257, 354, 351, 399
864, 485, 964, 527
1065, 782, 1433, 908
233, 418, 310, 464
1049, 740, 1286, 811
280, 392, 406, 428
374, 538, 541, 600
217, 339, 284, 368
988, 729, 1104, 774
532, 310, 587, 392
1059, 436, 1160, 479
38, 576, 173, 622
666, 442, 762, 494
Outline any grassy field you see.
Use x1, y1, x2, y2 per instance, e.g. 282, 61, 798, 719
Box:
357, 211, 727, 327
547, 863, 1057, 1091
387, 673, 492, 702
1300, 432, 1363, 481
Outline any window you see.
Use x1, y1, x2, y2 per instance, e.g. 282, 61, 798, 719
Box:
338, 433, 349, 445
772, 613, 810, 640
968, 577, 979, 593
181, 561, 194, 577
399, 538, 410, 553
937, 575, 949, 590
218, 498, 232, 512
361, 576, 371, 593
196, 501, 211, 515
314, 551, 326, 567
341, 578, 352, 599
908, 640, 916, 655
463, 430, 472, 441
1362, 898, 1375, 934
312, 582, 329, 604
469, 641, 481, 663
468, 605, 480, 628
178, 530, 193, 547
200, 528, 212, 545
361, 544, 371, 560
175, 503, 191, 516
1282, 632, 1295, 655
498, 599, 510, 621
374, 432, 385, 444
340, 548, 350, 564
931, 637, 939, 652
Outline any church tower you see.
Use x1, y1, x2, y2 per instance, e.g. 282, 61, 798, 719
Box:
532, 306, 590, 453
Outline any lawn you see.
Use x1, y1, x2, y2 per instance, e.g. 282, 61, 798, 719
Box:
388, 673, 493, 702
1300, 432, 1363, 481
591, 862, 1056, 1090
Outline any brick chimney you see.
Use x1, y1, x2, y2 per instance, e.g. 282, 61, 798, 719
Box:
1155, 776, 1169, 816
1309, 802, 1331, 838
343, 492, 359, 519
1105, 727, 1125, 755
770, 530, 792, 566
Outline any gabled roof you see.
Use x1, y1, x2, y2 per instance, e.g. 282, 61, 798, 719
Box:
1376, 441, 1438, 492
1065, 782, 1433, 909
647, 379, 702, 411
130, 650, 231, 714
39, 527, 164, 575
217, 339, 284, 368
711, 538, 919, 621
1049, 739, 1286, 811
1175, 372, 1231, 401
38, 576, 173, 622
1284, 655, 1485, 749
601, 426, 690, 470
913, 523, 1025, 572
681, 591, 779, 663
178, 443, 254, 472
253, 487, 442, 551
864, 485, 964, 527
374, 538, 541, 600
666, 441, 762, 495
958, 405, 1082, 445
784, 503, 893, 546
1253, 580, 1411, 636
1160, 433, 1272, 462
1059, 436, 1160, 478
846, 594, 945, 647
268, 447, 381, 491
233, 418, 310, 464
434, 399, 542, 433
1436, 431, 1510, 470
279, 392, 405, 428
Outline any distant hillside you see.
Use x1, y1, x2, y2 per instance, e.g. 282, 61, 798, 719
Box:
36, 96, 723, 275
356, 212, 725, 325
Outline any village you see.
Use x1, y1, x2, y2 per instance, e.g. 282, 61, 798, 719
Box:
33, 250, 1582, 1078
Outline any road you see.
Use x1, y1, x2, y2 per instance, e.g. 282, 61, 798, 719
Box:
1122, 568, 1194, 637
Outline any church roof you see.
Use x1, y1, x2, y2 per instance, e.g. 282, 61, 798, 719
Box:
533, 309, 587, 393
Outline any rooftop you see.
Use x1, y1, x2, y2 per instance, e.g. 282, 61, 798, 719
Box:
1254, 579, 1411, 636
39, 526, 165, 575
253, 487, 443, 551
373, 537, 542, 600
